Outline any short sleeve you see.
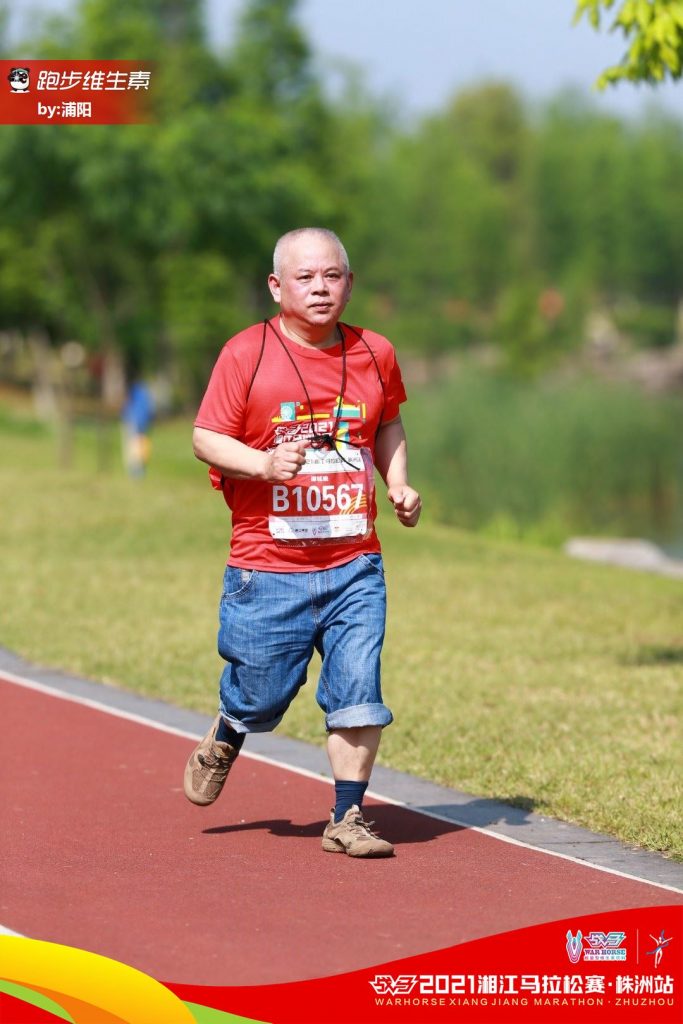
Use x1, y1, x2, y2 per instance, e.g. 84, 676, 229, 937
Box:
194, 342, 249, 437
382, 347, 407, 423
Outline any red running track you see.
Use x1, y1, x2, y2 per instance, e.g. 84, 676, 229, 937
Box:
0, 676, 679, 986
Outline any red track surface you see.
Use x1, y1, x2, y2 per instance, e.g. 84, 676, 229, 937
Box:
1, 676, 679, 986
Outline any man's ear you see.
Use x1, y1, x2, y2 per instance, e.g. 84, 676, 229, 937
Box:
267, 273, 281, 303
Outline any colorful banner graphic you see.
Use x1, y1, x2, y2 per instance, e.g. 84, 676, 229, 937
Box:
0, 935, 194, 1023
1, 904, 680, 1023
0, 61, 153, 124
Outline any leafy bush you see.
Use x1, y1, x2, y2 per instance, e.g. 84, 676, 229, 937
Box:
403, 368, 682, 544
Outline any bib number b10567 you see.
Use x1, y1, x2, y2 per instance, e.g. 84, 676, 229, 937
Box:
268, 445, 374, 546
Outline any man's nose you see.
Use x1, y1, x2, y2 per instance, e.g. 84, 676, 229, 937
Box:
311, 272, 329, 293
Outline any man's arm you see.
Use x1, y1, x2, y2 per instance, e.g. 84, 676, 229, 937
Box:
193, 427, 306, 482
374, 416, 422, 527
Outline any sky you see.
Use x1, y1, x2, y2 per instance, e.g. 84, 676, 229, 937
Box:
7, 0, 683, 120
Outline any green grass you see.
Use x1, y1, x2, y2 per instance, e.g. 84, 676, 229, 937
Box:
1, 407, 682, 860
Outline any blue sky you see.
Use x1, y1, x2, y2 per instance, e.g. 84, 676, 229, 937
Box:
8, 0, 683, 120
208, 0, 682, 120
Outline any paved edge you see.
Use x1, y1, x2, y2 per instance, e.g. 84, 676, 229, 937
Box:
2, 645, 681, 894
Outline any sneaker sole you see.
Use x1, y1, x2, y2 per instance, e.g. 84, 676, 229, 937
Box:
321, 837, 347, 854
321, 837, 394, 858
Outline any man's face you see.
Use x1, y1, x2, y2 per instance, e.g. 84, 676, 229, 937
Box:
268, 235, 353, 338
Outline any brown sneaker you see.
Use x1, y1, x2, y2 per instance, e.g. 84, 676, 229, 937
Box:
321, 805, 394, 857
183, 715, 240, 806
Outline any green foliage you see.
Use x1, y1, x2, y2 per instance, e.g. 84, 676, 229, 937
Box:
0, 0, 339, 391
231, 0, 317, 106
0, 1, 682, 392
161, 250, 249, 401
404, 369, 682, 542
527, 95, 683, 308
493, 279, 583, 376
613, 300, 677, 346
342, 81, 683, 367
575, 0, 683, 85
343, 84, 528, 355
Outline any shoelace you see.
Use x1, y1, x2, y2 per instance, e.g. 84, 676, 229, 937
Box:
198, 748, 233, 773
348, 813, 381, 839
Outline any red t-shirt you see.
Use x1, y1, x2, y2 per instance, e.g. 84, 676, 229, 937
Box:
194, 317, 407, 571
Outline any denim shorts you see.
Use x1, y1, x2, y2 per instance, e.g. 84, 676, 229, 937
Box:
216, 553, 392, 733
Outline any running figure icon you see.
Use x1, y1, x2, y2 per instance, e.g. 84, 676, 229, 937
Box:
646, 930, 672, 969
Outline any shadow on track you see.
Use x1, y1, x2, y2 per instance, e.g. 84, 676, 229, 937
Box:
202, 796, 537, 845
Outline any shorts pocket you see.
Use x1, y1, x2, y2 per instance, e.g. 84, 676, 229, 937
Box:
222, 566, 259, 599
358, 553, 385, 577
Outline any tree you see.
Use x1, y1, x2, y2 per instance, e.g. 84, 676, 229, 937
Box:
575, 0, 683, 85
230, 0, 316, 106
0, 0, 346, 405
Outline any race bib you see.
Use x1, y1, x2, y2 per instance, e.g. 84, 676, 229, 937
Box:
268, 445, 374, 546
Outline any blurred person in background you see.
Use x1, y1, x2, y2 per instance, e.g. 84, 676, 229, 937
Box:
121, 378, 154, 477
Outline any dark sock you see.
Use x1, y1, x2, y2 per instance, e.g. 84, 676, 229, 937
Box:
334, 780, 368, 823
215, 717, 245, 751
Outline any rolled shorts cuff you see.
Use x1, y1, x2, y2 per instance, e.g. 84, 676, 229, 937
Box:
219, 708, 285, 735
325, 702, 393, 731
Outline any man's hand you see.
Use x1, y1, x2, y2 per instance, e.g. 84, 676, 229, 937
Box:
263, 440, 307, 481
387, 485, 422, 527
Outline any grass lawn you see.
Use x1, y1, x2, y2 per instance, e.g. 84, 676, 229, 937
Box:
1, 406, 682, 860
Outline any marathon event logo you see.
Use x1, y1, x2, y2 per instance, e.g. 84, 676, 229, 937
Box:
1, 60, 153, 123
369, 976, 419, 996
566, 929, 628, 963
367, 968, 677, 1013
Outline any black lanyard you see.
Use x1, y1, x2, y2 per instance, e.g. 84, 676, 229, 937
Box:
265, 319, 361, 467
247, 318, 387, 458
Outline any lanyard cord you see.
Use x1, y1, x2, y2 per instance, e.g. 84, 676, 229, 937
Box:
264, 318, 360, 470
340, 321, 387, 436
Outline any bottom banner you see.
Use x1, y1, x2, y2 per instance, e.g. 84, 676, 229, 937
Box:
170, 904, 682, 1024
0, 904, 680, 1023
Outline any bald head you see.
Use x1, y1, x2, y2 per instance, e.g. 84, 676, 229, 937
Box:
273, 228, 350, 279
267, 227, 353, 346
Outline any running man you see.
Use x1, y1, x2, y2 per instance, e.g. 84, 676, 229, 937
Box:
184, 227, 421, 857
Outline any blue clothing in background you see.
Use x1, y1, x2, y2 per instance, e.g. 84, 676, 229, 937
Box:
122, 381, 154, 432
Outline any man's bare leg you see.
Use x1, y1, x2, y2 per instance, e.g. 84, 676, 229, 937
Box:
322, 725, 393, 855
327, 725, 382, 781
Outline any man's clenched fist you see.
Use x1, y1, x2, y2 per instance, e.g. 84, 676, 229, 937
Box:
387, 485, 422, 527
263, 440, 307, 481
